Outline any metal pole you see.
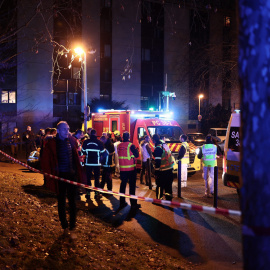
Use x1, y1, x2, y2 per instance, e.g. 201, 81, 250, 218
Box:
83, 51, 87, 132
199, 97, 201, 116
147, 158, 152, 190
213, 166, 218, 208
178, 160, 182, 198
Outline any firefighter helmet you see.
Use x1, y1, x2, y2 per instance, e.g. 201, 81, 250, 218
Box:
114, 130, 120, 136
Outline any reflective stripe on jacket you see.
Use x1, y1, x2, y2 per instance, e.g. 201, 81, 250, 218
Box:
202, 144, 217, 167
181, 141, 190, 164
82, 142, 105, 166
156, 143, 174, 171
102, 149, 115, 167
117, 142, 136, 171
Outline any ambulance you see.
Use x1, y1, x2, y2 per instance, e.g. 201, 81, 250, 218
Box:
89, 110, 201, 174
222, 110, 241, 189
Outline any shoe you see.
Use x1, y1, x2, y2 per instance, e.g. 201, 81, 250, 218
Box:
63, 228, 69, 237
131, 204, 141, 210
203, 194, 212, 198
116, 202, 128, 212
94, 193, 103, 200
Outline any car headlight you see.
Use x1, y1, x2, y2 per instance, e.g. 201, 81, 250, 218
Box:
195, 148, 200, 155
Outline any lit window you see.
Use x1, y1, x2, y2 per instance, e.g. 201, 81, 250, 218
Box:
1, 90, 16, 103
224, 16, 231, 27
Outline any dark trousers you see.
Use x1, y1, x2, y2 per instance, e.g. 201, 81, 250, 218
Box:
100, 167, 112, 190
85, 166, 101, 187
11, 145, 19, 158
155, 168, 173, 200
140, 159, 150, 184
119, 169, 137, 207
57, 172, 77, 230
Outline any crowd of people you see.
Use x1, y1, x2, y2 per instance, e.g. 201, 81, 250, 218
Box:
2, 122, 220, 238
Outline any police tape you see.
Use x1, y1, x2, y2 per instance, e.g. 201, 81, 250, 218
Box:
0, 150, 242, 217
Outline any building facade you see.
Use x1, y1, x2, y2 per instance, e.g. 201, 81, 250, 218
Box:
0, 0, 239, 142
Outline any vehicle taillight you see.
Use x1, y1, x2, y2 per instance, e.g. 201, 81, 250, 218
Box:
223, 155, 227, 173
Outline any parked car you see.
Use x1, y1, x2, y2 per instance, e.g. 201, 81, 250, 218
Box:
208, 128, 227, 152
187, 133, 206, 146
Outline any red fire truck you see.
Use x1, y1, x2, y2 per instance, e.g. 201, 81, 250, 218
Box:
89, 110, 201, 174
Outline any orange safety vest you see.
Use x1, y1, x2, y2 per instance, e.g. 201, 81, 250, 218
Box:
156, 143, 174, 171
117, 142, 136, 171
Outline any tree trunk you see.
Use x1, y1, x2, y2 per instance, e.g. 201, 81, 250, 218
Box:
239, 1, 270, 269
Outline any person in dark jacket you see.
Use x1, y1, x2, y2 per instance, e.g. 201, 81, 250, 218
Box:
35, 129, 45, 149
81, 129, 106, 200
9, 127, 21, 162
152, 134, 174, 200
22, 126, 36, 160
41, 121, 86, 238
116, 131, 140, 216
100, 135, 115, 192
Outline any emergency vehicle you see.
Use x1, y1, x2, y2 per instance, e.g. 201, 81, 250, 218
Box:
89, 110, 201, 174
222, 110, 241, 189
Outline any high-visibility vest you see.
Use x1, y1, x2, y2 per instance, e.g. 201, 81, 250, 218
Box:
117, 142, 136, 171
156, 143, 174, 171
181, 141, 190, 164
202, 144, 217, 167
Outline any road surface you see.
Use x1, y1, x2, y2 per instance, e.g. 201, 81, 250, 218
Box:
0, 155, 242, 270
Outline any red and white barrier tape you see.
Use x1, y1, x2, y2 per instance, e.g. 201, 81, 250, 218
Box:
0, 150, 241, 217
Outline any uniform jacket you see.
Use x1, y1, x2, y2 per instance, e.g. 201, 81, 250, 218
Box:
81, 135, 105, 166
153, 140, 174, 171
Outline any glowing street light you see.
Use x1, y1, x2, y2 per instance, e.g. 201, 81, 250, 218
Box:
75, 47, 87, 131
198, 94, 204, 121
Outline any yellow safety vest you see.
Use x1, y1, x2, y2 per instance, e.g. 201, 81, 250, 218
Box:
181, 141, 190, 164
202, 144, 217, 167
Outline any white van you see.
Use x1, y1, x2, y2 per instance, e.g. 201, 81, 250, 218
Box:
222, 110, 241, 189
208, 127, 227, 152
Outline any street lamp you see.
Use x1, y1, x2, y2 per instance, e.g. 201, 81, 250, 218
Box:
74, 47, 87, 131
198, 94, 204, 121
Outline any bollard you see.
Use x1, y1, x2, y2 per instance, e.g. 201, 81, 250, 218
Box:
147, 158, 152, 190
178, 160, 182, 198
213, 166, 218, 208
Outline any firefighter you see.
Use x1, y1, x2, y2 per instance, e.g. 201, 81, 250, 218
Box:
178, 134, 189, 187
197, 134, 221, 197
152, 134, 174, 200
81, 129, 106, 200
100, 135, 115, 191
117, 131, 140, 215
